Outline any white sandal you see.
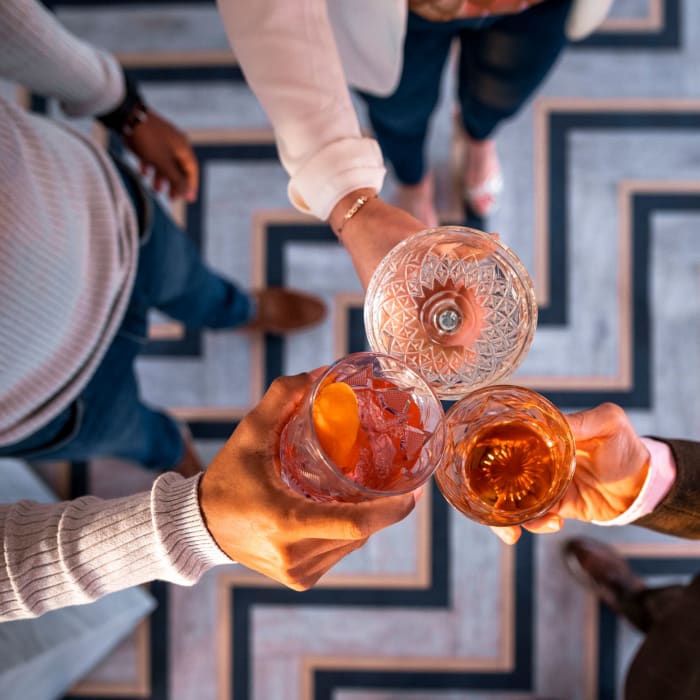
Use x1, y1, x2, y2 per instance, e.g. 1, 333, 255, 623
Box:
451, 112, 504, 218
464, 168, 504, 218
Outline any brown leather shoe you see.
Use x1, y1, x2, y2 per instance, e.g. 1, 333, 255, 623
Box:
244, 287, 326, 334
563, 537, 648, 629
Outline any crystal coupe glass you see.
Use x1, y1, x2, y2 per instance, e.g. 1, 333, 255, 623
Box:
279, 352, 446, 503
435, 385, 575, 526
364, 227, 537, 398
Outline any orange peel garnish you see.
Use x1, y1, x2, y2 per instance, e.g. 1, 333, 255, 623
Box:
312, 381, 360, 471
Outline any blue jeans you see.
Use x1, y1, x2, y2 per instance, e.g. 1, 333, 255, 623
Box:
359, 0, 573, 184
0, 163, 254, 470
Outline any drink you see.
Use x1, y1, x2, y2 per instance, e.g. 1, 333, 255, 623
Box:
283, 376, 427, 493
280, 352, 446, 503
435, 385, 575, 526
364, 227, 537, 398
456, 421, 558, 513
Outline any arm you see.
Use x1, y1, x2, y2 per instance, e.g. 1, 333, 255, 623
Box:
216, 0, 385, 221
491, 403, 700, 544
0, 0, 123, 116
0, 0, 198, 200
0, 474, 228, 621
633, 438, 700, 538
1, 374, 416, 620
215, 0, 428, 286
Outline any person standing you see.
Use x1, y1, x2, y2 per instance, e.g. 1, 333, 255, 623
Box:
0, 0, 325, 474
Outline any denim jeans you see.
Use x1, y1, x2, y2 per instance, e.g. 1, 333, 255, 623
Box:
0, 162, 253, 470
358, 0, 573, 184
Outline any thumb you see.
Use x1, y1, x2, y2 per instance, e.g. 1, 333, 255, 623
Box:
251, 372, 316, 435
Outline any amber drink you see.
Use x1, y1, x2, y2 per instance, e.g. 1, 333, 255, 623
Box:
435, 386, 575, 526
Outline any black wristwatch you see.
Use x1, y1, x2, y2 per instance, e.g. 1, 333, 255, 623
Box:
97, 70, 148, 136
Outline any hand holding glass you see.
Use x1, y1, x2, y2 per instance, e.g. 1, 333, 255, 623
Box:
435, 385, 575, 526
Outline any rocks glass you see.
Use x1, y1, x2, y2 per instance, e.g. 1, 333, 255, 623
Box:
279, 352, 446, 503
364, 227, 537, 399
435, 385, 575, 526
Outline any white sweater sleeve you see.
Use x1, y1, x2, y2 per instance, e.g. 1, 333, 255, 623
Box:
0, 0, 124, 116
0, 473, 231, 621
216, 0, 386, 220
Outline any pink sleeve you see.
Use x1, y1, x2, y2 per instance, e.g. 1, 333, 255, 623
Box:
591, 437, 677, 526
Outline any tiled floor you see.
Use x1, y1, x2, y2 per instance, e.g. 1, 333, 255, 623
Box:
3, 1, 700, 699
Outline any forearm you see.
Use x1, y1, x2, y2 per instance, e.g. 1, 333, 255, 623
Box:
0, 473, 230, 621
216, 0, 385, 219
0, 0, 123, 116
633, 438, 700, 538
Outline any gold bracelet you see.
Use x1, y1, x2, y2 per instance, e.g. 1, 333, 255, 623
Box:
336, 193, 377, 237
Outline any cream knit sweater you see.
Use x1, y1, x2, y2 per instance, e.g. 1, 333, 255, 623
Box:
0, 0, 231, 621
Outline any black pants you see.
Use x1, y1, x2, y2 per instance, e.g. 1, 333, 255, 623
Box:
359, 0, 573, 184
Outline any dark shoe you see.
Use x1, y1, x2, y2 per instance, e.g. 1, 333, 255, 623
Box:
563, 537, 648, 630
244, 287, 326, 334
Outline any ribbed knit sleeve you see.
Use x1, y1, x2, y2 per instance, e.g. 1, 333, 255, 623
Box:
0, 473, 232, 621
0, 0, 124, 116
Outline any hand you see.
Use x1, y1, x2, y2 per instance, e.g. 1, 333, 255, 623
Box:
491, 402, 651, 545
198, 373, 418, 590
329, 190, 426, 289
123, 109, 199, 202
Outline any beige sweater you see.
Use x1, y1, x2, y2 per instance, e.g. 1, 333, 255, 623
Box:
0, 0, 231, 620
0, 0, 139, 446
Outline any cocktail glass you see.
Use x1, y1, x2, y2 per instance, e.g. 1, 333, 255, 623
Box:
435, 385, 575, 526
364, 227, 537, 398
279, 352, 446, 503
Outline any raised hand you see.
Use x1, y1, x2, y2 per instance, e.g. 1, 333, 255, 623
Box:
198, 372, 419, 590
491, 402, 651, 544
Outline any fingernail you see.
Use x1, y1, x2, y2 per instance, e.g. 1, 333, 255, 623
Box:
544, 517, 561, 531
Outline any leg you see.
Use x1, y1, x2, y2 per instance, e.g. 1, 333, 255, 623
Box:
1, 330, 185, 471
457, 0, 573, 140
123, 176, 324, 334
132, 189, 254, 330
359, 14, 455, 185
455, 0, 572, 216
624, 575, 700, 700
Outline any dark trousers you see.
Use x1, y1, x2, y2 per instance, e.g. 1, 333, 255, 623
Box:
623, 574, 700, 700
359, 0, 572, 184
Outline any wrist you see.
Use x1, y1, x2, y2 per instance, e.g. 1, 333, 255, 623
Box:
328, 188, 378, 238
97, 70, 149, 136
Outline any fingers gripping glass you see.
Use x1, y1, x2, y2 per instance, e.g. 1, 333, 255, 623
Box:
435, 386, 575, 526
279, 352, 446, 503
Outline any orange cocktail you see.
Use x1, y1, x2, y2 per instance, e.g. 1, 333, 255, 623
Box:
435, 385, 575, 525
279, 352, 445, 502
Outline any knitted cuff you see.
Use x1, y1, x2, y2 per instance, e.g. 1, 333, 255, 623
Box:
97, 70, 148, 135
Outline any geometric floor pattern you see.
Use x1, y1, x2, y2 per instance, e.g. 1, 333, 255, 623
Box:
1, 0, 698, 698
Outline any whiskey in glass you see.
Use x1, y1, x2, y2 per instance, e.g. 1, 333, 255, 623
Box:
435, 385, 575, 526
